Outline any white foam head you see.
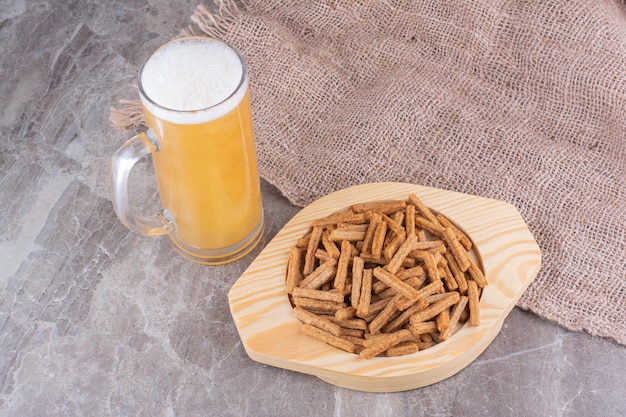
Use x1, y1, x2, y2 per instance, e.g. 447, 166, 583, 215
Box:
139, 37, 247, 125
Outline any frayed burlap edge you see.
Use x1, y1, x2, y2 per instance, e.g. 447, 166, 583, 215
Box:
109, 97, 145, 131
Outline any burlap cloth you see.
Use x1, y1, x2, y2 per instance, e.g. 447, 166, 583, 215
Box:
112, 1, 626, 346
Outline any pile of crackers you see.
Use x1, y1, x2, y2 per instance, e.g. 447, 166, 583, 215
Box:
286, 193, 487, 359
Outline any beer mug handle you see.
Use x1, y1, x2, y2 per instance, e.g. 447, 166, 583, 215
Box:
111, 129, 174, 236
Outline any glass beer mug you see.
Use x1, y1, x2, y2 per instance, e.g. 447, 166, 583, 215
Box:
111, 37, 264, 264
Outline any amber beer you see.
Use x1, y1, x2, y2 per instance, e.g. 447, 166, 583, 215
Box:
111, 37, 263, 264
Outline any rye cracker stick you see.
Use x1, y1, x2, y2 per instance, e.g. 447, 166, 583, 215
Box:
460, 310, 469, 323
425, 292, 450, 304
417, 341, 434, 350
361, 211, 381, 254
405, 332, 422, 342
361, 253, 416, 269
360, 253, 386, 266
333, 298, 350, 314
373, 267, 421, 301
420, 333, 433, 344
408, 320, 438, 335
386, 342, 419, 357
341, 334, 369, 348
408, 240, 446, 252
430, 332, 444, 343
340, 327, 365, 339
314, 249, 333, 262
293, 307, 342, 336
340, 328, 364, 338
410, 249, 431, 264
369, 294, 402, 334
292, 297, 346, 313
329, 229, 367, 242
303, 308, 337, 316
443, 227, 470, 272
404, 274, 428, 290
340, 283, 353, 296
396, 265, 426, 280
359, 329, 413, 360
440, 295, 469, 341
436, 213, 472, 250
385, 286, 425, 311
349, 240, 359, 255
396, 280, 444, 310
301, 323, 357, 353
351, 200, 406, 214
445, 252, 468, 294
382, 213, 406, 236
366, 297, 392, 317
429, 246, 447, 257
336, 223, 369, 232
382, 229, 395, 251
327, 316, 369, 331
334, 240, 352, 291
372, 274, 426, 298
312, 211, 369, 227
408, 193, 441, 226
362, 310, 381, 323
356, 334, 379, 349
370, 220, 388, 258
436, 309, 451, 333
391, 210, 405, 227
418, 249, 443, 263
439, 258, 459, 291
385, 233, 419, 274
296, 234, 310, 248
414, 216, 444, 237
372, 284, 396, 300
381, 276, 428, 307
351, 256, 364, 307
409, 247, 438, 265
286, 246, 303, 295
467, 259, 488, 288
467, 280, 480, 326
303, 226, 323, 275
382, 298, 429, 332
366, 331, 417, 347
292, 287, 345, 303
405, 203, 416, 236
335, 305, 356, 320
363, 332, 386, 340
375, 273, 423, 299
409, 291, 461, 328
383, 231, 406, 259
356, 269, 373, 318
321, 231, 340, 258
299, 259, 337, 289
413, 250, 440, 284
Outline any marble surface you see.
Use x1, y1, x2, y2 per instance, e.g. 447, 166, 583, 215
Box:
1, 1, 625, 416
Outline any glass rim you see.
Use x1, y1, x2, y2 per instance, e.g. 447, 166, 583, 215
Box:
137, 36, 248, 115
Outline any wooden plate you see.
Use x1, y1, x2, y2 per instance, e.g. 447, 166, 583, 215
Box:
228, 182, 541, 392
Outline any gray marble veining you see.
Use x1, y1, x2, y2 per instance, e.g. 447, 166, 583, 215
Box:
1, 1, 625, 416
